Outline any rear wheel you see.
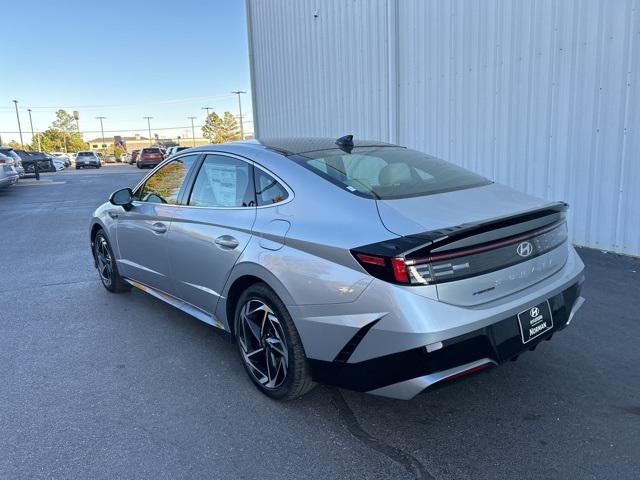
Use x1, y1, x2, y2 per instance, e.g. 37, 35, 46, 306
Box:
94, 230, 130, 293
234, 283, 315, 400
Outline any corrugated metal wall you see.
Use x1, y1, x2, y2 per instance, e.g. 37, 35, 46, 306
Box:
247, 0, 640, 256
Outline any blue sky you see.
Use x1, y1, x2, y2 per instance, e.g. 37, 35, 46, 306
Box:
0, 0, 251, 143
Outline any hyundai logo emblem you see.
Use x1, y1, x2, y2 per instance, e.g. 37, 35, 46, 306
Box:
530, 307, 540, 318
516, 241, 533, 257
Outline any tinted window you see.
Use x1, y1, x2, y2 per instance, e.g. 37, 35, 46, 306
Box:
142, 148, 161, 154
188, 155, 254, 208
137, 155, 198, 204
254, 169, 288, 205
296, 147, 491, 199
77, 152, 94, 157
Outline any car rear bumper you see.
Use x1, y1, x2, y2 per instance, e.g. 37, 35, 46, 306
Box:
308, 280, 583, 399
293, 245, 585, 399
0, 174, 19, 188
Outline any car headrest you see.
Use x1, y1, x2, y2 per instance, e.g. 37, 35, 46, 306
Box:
378, 163, 412, 186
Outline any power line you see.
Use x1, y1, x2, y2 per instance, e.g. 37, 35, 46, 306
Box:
0, 94, 239, 111
0, 120, 254, 136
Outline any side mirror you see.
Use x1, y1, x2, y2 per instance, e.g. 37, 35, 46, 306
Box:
109, 188, 133, 210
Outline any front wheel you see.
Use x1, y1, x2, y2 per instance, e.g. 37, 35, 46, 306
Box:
93, 230, 131, 293
234, 283, 315, 400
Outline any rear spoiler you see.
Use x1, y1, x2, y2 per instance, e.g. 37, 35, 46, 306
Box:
354, 202, 568, 258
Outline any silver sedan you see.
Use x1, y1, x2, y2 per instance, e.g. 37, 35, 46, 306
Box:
90, 137, 585, 400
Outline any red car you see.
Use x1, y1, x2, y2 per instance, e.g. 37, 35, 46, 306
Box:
136, 148, 164, 169
129, 149, 140, 165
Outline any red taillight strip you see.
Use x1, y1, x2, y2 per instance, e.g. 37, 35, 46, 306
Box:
406, 221, 565, 265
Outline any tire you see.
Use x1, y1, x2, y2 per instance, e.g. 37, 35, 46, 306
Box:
234, 283, 315, 400
93, 230, 131, 293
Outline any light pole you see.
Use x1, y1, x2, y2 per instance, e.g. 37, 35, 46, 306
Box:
143, 117, 153, 146
12, 100, 24, 147
96, 116, 106, 153
231, 91, 246, 139
25, 107, 39, 179
188, 117, 197, 146
73, 110, 81, 141
202, 106, 213, 142
28, 109, 42, 154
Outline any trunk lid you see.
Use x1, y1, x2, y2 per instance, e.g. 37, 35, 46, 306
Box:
376, 183, 570, 306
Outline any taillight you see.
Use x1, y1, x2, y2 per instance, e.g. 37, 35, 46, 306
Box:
352, 252, 420, 285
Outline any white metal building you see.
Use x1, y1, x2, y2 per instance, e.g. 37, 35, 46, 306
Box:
246, 0, 640, 256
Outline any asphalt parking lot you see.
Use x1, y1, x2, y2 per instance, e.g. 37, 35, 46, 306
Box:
0, 164, 638, 479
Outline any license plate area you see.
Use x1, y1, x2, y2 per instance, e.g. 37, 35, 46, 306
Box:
517, 300, 553, 344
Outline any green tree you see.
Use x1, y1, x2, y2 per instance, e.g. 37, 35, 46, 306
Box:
202, 112, 224, 143
32, 128, 86, 152
220, 111, 240, 142
201, 111, 240, 143
51, 109, 78, 133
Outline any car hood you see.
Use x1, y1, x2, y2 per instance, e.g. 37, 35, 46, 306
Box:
375, 183, 553, 237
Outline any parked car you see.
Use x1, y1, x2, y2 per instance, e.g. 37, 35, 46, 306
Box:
104, 155, 116, 164
90, 137, 585, 401
50, 152, 71, 167
16, 150, 56, 173
0, 152, 19, 189
49, 156, 66, 171
75, 151, 101, 169
0, 147, 25, 177
136, 147, 164, 168
129, 150, 140, 165
165, 146, 190, 158
120, 153, 130, 164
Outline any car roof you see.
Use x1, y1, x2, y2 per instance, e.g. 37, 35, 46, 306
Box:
186, 137, 399, 156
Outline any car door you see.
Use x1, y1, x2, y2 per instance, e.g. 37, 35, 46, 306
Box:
115, 155, 200, 295
167, 153, 257, 316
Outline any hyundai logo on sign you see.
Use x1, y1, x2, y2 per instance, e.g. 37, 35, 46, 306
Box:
516, 241, 533, 257
530, 307, 539, 318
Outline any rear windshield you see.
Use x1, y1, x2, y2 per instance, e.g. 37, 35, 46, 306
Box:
142, 148, 161, 153
77, 152, 94, 157
294, 147, 491, 199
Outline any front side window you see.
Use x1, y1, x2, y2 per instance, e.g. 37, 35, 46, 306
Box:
137, 155, 198, 204
295, 147, 491, 199
254, 169, 288, 205
188, 154, 254, 208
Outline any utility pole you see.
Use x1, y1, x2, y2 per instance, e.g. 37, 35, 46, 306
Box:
96, 116, 106, 153
231, 91, 246, 139
143, 117, 153, 146
12, 100, 24, 147
202, 106, 213, 142
188, 117, 197, 146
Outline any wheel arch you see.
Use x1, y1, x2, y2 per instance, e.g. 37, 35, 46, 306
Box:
218, 263, 296, 336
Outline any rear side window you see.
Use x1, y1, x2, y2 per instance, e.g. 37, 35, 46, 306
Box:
254, 169, 288, 205
137, 155, 198, 204
188, 155, 255, 208
295, 147, 491, 199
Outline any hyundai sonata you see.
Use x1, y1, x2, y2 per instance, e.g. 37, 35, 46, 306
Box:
90, 136, 585, 400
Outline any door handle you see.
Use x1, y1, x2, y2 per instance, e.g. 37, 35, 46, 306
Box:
108, 211, 119, 219
151, 222, 167, 234
215, 235, 239, 249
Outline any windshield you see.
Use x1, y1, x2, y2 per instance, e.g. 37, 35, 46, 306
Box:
77, 152, 94, 157
294, 147, 491, 199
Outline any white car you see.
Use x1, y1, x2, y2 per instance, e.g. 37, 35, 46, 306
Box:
50, 156, 66, 171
